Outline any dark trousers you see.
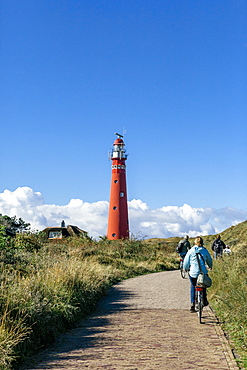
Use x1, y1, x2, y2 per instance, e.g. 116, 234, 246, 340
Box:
189, 275, 207, 304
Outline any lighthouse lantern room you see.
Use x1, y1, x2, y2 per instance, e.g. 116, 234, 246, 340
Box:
107, 133, 129, 240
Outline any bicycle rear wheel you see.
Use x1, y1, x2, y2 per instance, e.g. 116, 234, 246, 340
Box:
180, 259, 186, 278
196, 286, 203, 324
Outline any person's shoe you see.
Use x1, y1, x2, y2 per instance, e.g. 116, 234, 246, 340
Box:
190, 303, 196, 312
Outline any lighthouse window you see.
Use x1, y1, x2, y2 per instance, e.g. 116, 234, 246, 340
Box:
120, 192, 124, 197
113, 206, 117, 210
114, 180, 118, 183
112, 233, 116, 237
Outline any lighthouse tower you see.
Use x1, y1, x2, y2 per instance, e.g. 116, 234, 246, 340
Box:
107, 133, 129, 240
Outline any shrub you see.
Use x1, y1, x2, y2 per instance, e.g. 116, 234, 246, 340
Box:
14, 232, 44, 252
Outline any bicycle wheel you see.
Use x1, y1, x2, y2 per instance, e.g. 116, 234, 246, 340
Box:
180, 259, 186, 278
196, 286, 203, 324
180, 269, 186, 278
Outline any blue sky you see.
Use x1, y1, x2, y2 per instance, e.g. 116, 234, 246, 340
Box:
0, 1, 247, 238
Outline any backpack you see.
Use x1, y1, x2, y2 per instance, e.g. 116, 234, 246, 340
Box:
176, 241, 184, 253
214, 239, 223, 253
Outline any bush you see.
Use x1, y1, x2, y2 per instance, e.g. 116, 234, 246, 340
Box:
14, 232, 44, 252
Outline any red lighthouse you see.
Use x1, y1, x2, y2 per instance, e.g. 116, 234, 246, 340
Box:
107, 133, 129, 240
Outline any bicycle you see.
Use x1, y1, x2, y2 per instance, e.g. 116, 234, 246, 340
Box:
179, 257, 187, 279
195, 285, 204, 324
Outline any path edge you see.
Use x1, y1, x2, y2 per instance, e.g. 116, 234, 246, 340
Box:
208, 306, 240, 369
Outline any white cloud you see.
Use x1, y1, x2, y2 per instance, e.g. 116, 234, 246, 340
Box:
128, 201, 247, 238
0, 187, 246, 239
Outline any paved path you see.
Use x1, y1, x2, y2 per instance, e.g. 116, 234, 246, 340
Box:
23, 271, 239, 370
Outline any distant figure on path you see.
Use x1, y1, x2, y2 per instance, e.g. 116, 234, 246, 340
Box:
183, 236, 213, 312
211, 235, 226, 259
176, 235, 191, 259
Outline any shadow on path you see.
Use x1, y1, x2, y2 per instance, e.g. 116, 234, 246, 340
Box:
23, 286, 137, 368
23, 271, 239, 370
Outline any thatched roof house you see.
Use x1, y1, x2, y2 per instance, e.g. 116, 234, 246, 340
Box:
42, 223, 87, 240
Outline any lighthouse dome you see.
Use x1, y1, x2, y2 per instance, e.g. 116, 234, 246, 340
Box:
114, 138, 124, 145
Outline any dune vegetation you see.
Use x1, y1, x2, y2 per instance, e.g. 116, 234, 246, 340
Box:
0, 217, 246, 369
206, 221, 247, 369
0, 225, 178, 369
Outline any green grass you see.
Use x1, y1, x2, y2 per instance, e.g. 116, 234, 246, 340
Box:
208, 251, 247, 368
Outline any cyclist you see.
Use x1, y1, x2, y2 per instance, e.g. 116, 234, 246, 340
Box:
183, 236, 213, 313
176, 235, 191, 259
211, 235, 226, 259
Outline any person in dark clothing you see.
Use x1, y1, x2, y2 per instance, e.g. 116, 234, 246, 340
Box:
211, 235, 226, 259
176, 235, 191, 259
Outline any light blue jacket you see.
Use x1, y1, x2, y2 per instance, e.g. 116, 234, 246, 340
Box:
183, 245, 213, 278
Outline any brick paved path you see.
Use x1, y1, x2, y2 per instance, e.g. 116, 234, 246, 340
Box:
24, 271, 239, 370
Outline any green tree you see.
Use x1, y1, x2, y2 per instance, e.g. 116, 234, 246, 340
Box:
0, 214, 30, 235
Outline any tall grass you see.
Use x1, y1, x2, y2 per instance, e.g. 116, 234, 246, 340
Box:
208, 250, 247, 368
0, 235, 178, 369
0, 306, 30, 370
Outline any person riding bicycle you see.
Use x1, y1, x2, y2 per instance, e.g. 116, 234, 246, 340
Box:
211, 235, 226, 259
176, 235, 191, 259
183, 236, 213, 312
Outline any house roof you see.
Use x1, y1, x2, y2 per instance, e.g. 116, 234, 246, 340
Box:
42, 225, 87, 238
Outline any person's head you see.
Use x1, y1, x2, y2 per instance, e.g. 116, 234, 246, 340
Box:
216, 235, 221, 240
185, 235, 189, 240
194, 236, 203, 247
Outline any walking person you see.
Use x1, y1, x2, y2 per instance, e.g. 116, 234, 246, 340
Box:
211, 235, 226, 259
183, 236, 213, 312
176, 235, 191, 259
